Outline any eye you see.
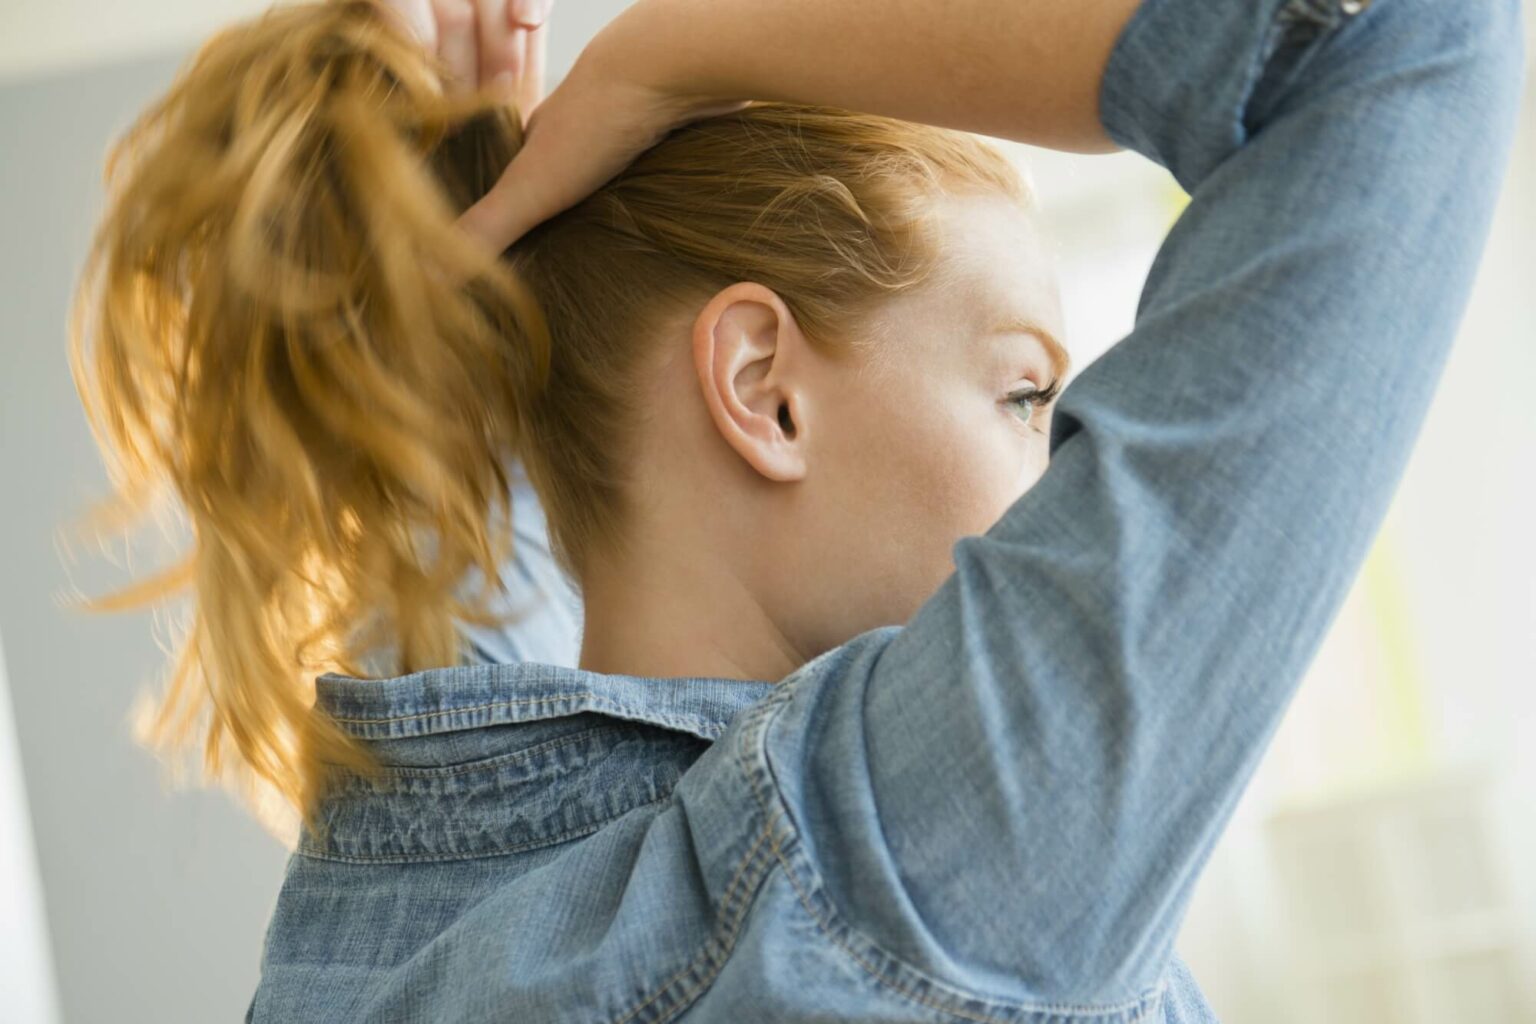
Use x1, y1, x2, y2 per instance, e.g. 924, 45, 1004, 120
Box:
1003, 376, 1063, 431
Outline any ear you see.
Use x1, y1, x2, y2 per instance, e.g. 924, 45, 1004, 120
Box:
691, 282, 809, 483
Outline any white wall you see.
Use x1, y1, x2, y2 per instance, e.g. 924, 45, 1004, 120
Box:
0, 0, 264, 84
0, 629, 62, 1024
0, 55, 286, 1024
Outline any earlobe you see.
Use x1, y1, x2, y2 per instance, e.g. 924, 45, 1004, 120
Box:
691, 283, 808, 483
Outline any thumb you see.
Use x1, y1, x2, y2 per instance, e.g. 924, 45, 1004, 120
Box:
454, 106, 586, 255
455, 160, 543, 256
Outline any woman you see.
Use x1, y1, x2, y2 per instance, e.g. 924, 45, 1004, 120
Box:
66, 0, 1523, 1020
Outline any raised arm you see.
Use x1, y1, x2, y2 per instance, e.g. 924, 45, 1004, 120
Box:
459, 0, 1147, 249
727, 0, 1524, 1011
606, 0, 1142, 155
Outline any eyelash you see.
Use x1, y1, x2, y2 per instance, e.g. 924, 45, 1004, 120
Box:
1004, 376, 1064, 428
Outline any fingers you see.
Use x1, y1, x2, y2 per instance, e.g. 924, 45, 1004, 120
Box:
516, 22, 547, 122
509, 0, 550, 29
456, 179, 528, 260
499, 0, 551, 99
476, 0, 519, 95
504, 29, 528, 97
378, 0, 543, 99
456, 116, 554, 253
432, 0, 478, 95
424, 0, 549, 102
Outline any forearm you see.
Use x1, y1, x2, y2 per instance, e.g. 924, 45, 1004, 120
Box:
602, 0, 1142, 154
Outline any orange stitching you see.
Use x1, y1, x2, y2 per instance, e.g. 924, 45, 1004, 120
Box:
741, 693, 1162, 1023
299, 793, 674, 864
611, 813, 777, 1024
768, 843, 1008, 1023
326, 725, 612, 779
325, 691, 717, 734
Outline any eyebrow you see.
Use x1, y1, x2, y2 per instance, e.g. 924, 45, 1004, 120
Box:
990, 317, 1072, 379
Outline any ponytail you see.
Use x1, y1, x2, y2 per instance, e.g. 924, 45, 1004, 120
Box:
65, 0, 548, 840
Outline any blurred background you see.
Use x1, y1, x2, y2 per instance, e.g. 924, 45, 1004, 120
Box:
2, 1, 1532, 1021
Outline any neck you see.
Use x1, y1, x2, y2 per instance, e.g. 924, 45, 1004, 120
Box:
576, 541, 803, 684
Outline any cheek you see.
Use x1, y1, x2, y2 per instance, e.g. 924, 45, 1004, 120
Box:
877, 408, 1028, 556
942, 444, 1033, 542
820, 381, 1039, 594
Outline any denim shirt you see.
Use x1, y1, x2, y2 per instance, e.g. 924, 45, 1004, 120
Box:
245, 0, 1526, 1019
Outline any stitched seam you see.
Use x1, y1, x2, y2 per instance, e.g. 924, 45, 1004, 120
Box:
744, 688, 1165, 1022
322, 725, 616, 779
299, 792, 674, 863
770, 847, 1009, 1024
324, 692, 719, 737
741, 765, 1011, 1024
609, 813, 778, 1024
768, 840, 1163, 1024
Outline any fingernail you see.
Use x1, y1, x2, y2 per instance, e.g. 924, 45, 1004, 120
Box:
511, 0, 549, 27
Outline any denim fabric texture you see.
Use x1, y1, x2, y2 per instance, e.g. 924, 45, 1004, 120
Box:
246, 0, 1526, 1018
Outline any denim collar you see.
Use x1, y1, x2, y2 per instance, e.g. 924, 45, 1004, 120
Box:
313, 660, 780, 743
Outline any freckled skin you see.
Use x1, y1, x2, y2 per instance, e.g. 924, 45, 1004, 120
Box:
578, 192, 1068, 682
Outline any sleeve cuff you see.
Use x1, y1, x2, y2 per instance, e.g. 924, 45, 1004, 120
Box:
1097, 0, 1356, 191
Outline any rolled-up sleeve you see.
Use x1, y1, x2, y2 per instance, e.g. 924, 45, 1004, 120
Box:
757, 0, 1526, 1013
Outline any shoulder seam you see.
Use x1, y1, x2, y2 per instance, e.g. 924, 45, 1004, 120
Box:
607, 705, 787, 1024
743, 680, 1167, 1023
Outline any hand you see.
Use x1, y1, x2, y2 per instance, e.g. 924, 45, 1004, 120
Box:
455, 17, 751, 256
375, 0, 552, 126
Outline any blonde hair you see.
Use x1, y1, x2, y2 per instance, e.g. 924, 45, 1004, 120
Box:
65, 0, 1030, 841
